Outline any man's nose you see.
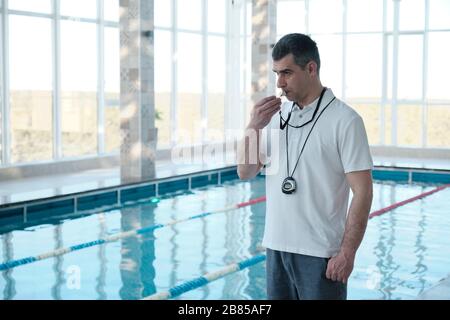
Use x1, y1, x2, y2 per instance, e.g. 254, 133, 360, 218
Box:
277, 76, 286, 88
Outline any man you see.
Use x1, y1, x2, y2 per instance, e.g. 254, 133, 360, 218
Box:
237, 33, 373, 300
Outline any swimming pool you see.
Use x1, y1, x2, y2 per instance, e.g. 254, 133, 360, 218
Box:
1, 175, 449, 300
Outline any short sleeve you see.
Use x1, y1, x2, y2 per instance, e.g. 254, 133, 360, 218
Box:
338, 116, 373, 173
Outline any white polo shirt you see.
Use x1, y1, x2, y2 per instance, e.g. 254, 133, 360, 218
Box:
260, 88, 373, 258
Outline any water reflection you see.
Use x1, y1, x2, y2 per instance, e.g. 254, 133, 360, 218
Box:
374, 183, 399, 299
119, 204, 156, 300
1, 233, 16, 299
96, 213, 107, 300
198, 192, 210, 300
371, 184, 431, 299
51, 224, 64, 300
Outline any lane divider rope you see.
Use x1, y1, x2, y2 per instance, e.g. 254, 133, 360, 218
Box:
144, 184, 450, 300
142, 253, 267, 300
2, 184, 449, 272
368, 184, 450, 218
0, 197, 266, 271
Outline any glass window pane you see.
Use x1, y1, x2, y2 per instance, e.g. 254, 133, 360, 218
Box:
60, 21, 98, 157
208, 0, 225, 33
155, 0, 171, 28
346, 34, 382, 100
8, 0, 51, 14
429, 0, 450, 30
313, 34, 342, 97
350, 103, 380, 145
60, 0, 96, 19
397, 104, 422, 146
277, 0, 305, 36
104, 27, 120, 153
0, 9, 2, 164
243, 35, 252, 125
385, 104, 392, 145
398, 35, 423, 100
104, 0, 119, 22
177, 33, 202, 145
347, 0, 382, 32
399, 0, 425, 31
246, 1, 252, 36
309, 0, 342, 34
387, 35, 393, 99
177, 0, 201, 31
386, 0, 394, 32
427, 32, 450, 101
427, 105, 450, 147
9, 15, 53, 163
155, 30, 172, 147
207, 36, 225, 142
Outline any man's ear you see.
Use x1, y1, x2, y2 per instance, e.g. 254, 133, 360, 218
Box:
307, 61, 318, 76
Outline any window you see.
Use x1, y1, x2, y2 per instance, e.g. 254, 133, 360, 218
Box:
60, 0, 96, 19
8, 0, 51, 14
177, 0, 201, 31
346, 34, 382, 100
9, 15, 53, 163
0, 2, 3, 165
427, 32, 450, 101
397, 35, 423, 100
427, 106, 450, 147
207, 36, 225, 142
276, 0, 305, 36
426, 31, 450, 148
104, 26, 120, 153
399, 0, 425, 31
177, 33, 202, 145
154, 30, 172, 147
429, 0, 450, 30
312, 34, 343, 96
208, 0, 226, 34
154, 0, 171, 28
309, 0, 342, 34
347, 0, 382, 33
397, 104, 422, 146
104, 0, 119, 22
60, 20, 98, 157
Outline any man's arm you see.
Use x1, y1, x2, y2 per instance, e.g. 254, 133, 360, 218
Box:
237, 96, 281, 180
237, 127, 264, 180
326, 169, 373, 283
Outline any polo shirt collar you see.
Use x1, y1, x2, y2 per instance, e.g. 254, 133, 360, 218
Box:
288, 88, 335, 127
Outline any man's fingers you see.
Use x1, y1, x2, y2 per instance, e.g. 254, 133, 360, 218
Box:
257, 98, 281, 114
255, 96, 277, 107
262, 106, 280, 118
325, 263, 332, 279
260, 103, 281, 118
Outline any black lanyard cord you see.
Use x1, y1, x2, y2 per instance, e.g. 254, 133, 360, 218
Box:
285, 96, 336, 178
280, 87, 326, 130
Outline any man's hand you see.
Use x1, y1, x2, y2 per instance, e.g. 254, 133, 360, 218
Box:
248, 96, 281, 130
325, 251, 355, 284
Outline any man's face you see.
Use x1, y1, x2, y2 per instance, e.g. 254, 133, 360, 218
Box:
272, 53, 314, 105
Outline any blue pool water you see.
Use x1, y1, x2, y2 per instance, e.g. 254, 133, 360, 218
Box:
0, 176, 449, 300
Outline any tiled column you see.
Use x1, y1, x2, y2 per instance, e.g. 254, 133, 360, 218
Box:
120, 0, 157, 183
251, 0, 277, 105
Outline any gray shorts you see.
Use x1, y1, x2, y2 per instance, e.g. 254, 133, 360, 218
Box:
266, 248, 347, 300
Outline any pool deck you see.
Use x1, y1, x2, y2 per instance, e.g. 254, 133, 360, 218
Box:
0, 158, 235, 205
1, 155, 449, 206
